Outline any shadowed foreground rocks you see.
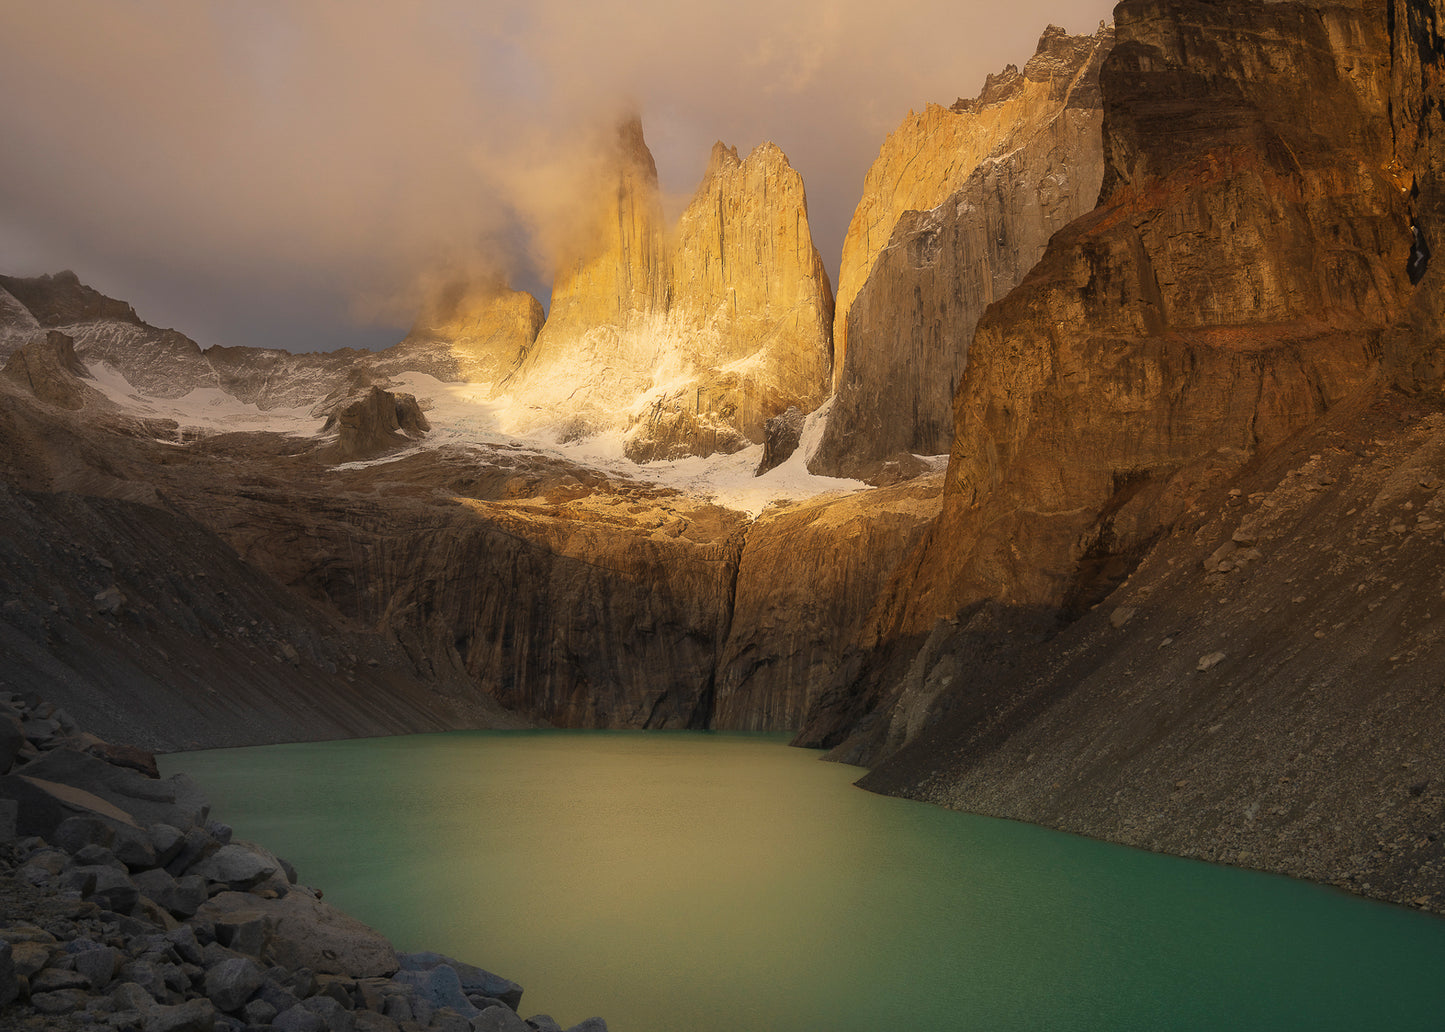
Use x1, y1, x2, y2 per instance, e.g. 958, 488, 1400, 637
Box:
0, 692, 606, 1032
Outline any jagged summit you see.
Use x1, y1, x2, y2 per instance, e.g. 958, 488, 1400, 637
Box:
812, 21, 1113, 480
497, 121, 834, 462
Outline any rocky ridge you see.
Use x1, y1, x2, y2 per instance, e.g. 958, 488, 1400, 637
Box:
810, 23, 1114, 480
827, 23, 1114, 395
0, 690, 606, 1032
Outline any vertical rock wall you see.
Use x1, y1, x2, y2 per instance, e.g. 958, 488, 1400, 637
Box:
811, 24, 1113, 480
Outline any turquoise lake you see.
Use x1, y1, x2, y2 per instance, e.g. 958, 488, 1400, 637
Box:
161, 731, 1445, 1031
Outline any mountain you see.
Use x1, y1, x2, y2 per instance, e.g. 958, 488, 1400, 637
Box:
791, 0, 1445, 914
810, 24, 1114, 480
504, 121, 835, 460
4, 0, 1445, 918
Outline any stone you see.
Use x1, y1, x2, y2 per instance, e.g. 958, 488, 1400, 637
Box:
302, 994, 357, 1032
9, 939, 52, 977
143, 997, 219, 1032
241, 997, 279, 1026
204, 956, 266, 1013
0, 940, 15, 1007
108, 979, 155, 1011
196, 891, 397, 977
353, 1011, 401, 1032
473, 1005, 531, 1032
71, 943, 119, 988
1110, 608, 1137, 629
524, 1017, 563, 1032
563, 1020, 608, 1032
396, 952, 522, 1011
30, 987, 88, 1014
149, 824, 185, 867
273, 1005, 326, 1032
84, 865, 141, 913
188, 841, 281, 890
0, 797, 16, 844
165, 827, 220, 878
430, 1009, 471, 1032
1196, 652, 1227, 673
120, 959, 171, 1002
11, 748, 208, 829
30, 964, 89, 992
393, 965, 477, 1018
164, 924, 205, 965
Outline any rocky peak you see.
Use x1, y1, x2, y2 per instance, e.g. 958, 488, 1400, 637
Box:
319, 385, 430, 462
500, 123, 833, 460
832, 23, 1115, 390
0, 271, 142, 330
813, 22, 1112, 479
1, 330, 105, 411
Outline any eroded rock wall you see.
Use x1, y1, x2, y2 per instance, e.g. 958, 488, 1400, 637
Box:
829, 24, 1114, 392
812, 24, 1111, 480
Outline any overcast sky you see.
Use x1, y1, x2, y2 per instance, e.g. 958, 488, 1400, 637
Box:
0, 0, 1116, 353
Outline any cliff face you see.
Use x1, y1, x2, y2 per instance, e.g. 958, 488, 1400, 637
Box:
811, 25, 1112, 480
506, 123, 834, 460
793, 0, 1445, 914
880, 0, 1408, 637
829, 25, 1114, 394
713, 476, 942, 730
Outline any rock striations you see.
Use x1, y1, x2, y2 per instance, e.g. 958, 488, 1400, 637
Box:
506, 122, 834, 461
812, 23, 1113, 480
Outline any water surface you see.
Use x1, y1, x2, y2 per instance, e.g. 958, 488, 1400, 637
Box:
163, 731, 1445, 1031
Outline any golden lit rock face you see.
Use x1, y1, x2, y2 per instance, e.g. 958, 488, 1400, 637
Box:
812, 24, 1113, 480
402, 281, 545, 386
831, 24, 1114, 391
881, 0, 1412, 636
506, 122, 834, 460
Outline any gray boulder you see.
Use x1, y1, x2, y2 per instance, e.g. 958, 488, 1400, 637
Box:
143, 997, 219, 1032
393, 964, 477, 1017
12, 748, 208, 828
71, 943, 119, 989
397, 951, 522, 1010
205, 955, 265, 1013
565, 1020, 609, 1032
189, 841, 281, 890
525, 1017, 564, 1032
273, 1003, 326, 1032
303, 995, 357, 1032
196, 891, 398, 977
475, 1004, 532, 1032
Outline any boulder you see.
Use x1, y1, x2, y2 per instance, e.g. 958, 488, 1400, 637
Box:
189, 841, 281, 890
70, 942, 119, 989
204, 956, 266, 1013
143, 997, 219, 1032
273, 1004, 326, 1032
13, 748, 207, 828
133, 868, 208, 919
396, 951, 522, 1011
393, 964, 477, 1018
196, 891, 398, 977
475, 1004, 532, 1032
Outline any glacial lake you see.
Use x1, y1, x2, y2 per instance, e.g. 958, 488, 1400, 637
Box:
162, 731, 1445, 1031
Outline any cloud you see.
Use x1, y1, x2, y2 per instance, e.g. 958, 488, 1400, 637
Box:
0, 0, 1115, 351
